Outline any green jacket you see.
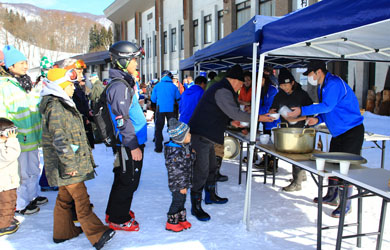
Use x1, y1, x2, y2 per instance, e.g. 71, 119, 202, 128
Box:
89, 79, 104, 105
0, 76, 42, 152
39, 94, 95, 187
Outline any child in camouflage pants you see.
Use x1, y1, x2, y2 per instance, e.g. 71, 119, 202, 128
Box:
164, 118, 195, 232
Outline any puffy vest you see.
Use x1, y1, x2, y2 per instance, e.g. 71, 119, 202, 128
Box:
189, 78, 237, 144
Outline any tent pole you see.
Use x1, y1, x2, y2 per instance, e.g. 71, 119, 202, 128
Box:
243, 52, 265, 228
243, 43, 262, 228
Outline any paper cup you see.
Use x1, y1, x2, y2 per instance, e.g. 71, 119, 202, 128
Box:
240, 105, 245, 111
240, 121, 249, 127
269, 113, 280, 120
316, 158, 325, 171
259, 134, 270, 144
340, 161, 351, 175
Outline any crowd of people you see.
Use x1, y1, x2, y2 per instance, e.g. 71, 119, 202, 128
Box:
0, 40, 364, 248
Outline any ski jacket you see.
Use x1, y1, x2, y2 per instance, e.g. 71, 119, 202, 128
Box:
151, 76, 181, 113
0, 76, 42, 152
0, 137, 21, 192
39, 83, 95, 187
189, 78, 250, 144
107, 69, 147, 149
164, 141, 195, 192
179, 84, 204, 124
301, 72, 364, 137
259, 84, 279, 130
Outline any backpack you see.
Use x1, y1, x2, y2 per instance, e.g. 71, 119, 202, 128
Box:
93, 78, 133, 147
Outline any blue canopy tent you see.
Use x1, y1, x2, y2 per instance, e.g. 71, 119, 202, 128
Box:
241, 0, 390, 248
179, 15, 278, 72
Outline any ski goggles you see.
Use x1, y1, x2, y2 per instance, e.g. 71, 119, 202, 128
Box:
50, 69, 78, 85
0, 126, 18, 137
118, 47, 145, 60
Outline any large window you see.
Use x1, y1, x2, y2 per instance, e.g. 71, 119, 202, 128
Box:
193, 19, 198, 47
180, 25, 184, 50
163, 31, 167, 54
259, 0, 273, 16
171, 28, 177, 52
204, 15, 212, 44
154, 35, 157, 57
218, 10, 224, 40
147, 37, 151, 58
236, 0, 251, 29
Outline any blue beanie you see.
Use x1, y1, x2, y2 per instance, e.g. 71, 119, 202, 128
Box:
3, 45, 27, 69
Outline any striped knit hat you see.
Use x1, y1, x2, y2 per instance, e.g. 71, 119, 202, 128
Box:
168, 118, 189, 143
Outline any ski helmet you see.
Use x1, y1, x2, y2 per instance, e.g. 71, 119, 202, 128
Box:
109, 41, 144, 70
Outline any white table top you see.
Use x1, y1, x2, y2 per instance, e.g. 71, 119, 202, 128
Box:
315, 125, 390, 142
332, 168, 390, 200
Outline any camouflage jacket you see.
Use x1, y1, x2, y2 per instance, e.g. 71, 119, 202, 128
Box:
164, 141, 195, 192
39, 94, 95, 187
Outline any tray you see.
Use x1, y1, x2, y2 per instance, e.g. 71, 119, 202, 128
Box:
311, 152, 367, 165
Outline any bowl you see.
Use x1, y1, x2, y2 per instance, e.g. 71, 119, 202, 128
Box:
269, 113, 280, 120
259, 134, 270, 144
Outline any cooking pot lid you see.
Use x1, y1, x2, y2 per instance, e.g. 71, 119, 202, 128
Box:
311, 152, 367, 164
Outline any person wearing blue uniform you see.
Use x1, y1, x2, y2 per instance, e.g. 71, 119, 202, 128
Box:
288, 60, 364, 218
179, 76, 207, 124
151, 71, 181, 152
259, 74, 279, 135
104, 41, 147, 232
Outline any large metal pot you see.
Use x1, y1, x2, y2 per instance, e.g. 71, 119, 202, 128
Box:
272, 123, 316, 154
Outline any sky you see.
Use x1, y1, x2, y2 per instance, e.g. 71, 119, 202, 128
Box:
2, 0, 115, 15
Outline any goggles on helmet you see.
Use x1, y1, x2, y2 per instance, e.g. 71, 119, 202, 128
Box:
0, 126, 18, 137
118, 47, 145, 60
75, 59, 86, 69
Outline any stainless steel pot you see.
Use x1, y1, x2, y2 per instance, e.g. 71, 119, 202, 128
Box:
272, 123, 316, 154
224, 136, 240, 159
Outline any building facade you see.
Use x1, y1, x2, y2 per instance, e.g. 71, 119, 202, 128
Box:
104, 0, 390, 108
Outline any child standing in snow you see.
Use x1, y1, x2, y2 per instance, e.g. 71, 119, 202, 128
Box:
164, 118, 195, 232
0, 118, 21, 236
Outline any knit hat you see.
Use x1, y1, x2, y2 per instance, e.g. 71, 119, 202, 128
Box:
278, 68, 295, 85
3, 45, 27, 69
47, 68, 73, 89
40, 56, 54, 70
168, 118, 190, 143
226, 64, 244, 82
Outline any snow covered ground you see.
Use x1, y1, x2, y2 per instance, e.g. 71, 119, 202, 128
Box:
1, 112, 390, 250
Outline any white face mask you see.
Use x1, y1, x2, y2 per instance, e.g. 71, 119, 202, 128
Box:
307, 75, 318, 86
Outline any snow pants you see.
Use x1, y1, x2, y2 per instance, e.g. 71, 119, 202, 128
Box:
54, 182, 108, 245
154, 111, 175, 151
0, 188, 16, 228
16, 150, 40, 210
106, 145, 144, 224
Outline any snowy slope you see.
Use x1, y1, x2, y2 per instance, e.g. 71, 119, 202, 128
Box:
0, 2, 112, 29
0, 27, 76, 71
0, 113, 389, 250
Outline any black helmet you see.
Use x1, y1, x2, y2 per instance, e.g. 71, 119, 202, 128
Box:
161, 70, 173, 79
109, 41, 144, 69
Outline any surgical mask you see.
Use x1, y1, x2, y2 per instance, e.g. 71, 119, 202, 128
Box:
307, 75, 318, 86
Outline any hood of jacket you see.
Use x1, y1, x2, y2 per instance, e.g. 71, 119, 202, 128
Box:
109, 68, 135, 88
183, 84, 203, 96
40, 80, 76, 108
